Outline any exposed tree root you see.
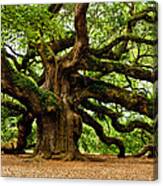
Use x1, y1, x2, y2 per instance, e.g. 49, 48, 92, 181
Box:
62, 151, 88, 161
20, 150, 88, 161
22, 154, 48, 163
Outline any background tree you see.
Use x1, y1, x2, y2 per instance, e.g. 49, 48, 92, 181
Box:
1, 2, 157, 160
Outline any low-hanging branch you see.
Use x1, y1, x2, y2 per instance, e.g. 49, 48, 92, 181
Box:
81, 100, 156, 134
79, 109, 125, 157
1, 50, 58, 115
81, 99, 121, 120
112, 119, 157, 135
72, 75, 156, 119
83, 56, 157, 83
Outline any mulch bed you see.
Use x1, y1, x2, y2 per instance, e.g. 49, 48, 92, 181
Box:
1, 154, 158, 180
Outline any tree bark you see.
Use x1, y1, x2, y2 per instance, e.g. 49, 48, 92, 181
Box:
34, 109, 82, 160
34, 75, 83, 160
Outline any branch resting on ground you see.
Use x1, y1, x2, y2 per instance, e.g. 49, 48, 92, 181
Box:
79, 109, 125, 157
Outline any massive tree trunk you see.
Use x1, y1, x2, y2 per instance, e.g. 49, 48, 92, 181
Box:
34, 107, 82, 160
1, 3, 157, 160
34, 75, 82, 160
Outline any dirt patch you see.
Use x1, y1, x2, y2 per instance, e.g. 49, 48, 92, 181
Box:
1, 154, 158, 180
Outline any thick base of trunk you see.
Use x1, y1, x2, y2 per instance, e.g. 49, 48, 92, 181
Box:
34, 108, 83, 160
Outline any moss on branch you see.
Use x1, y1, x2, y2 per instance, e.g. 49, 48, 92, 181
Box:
84, 56, 157, 83
2, 55, 58, 114
74, 75, 156, 118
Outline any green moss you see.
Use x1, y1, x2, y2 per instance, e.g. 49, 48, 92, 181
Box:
6, 59, 38, 93
7, 59, 58, 112
12, 73, 38, 92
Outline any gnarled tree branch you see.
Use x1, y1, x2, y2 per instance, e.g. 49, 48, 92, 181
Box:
49, 35, 75, 54
81, 100, 157, 134
134, 145, 157, 158
83, 56, 157, 83
1, 49, 58, 115
79, 109, 125, 157
71, 75, 156, 118
128, 7, 157, 27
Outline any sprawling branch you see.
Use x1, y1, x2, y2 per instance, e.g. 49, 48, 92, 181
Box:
81, 100, 157, 134
2, 55, 40, 114
112, 119, 156, 134
87, 8, 157, 60
1, 49, 58, 115
72, 75, 156, 118
84, 56, 157, 83
89, 34, 157, 58
81, 99, 120, 120
79, 109, 125, 157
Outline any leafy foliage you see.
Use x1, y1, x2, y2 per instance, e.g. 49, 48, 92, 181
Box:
1, 1, 157, 156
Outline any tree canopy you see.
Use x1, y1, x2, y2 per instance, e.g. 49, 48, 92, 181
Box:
1, 2, 158, 160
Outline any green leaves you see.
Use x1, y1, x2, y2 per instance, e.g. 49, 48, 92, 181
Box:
1, 4, 69, 47
2, 2, 157, 156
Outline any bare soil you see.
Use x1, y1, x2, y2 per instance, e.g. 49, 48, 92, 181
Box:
1, 154, 158, 180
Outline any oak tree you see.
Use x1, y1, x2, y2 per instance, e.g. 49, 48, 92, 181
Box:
1, 2, 157, 160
